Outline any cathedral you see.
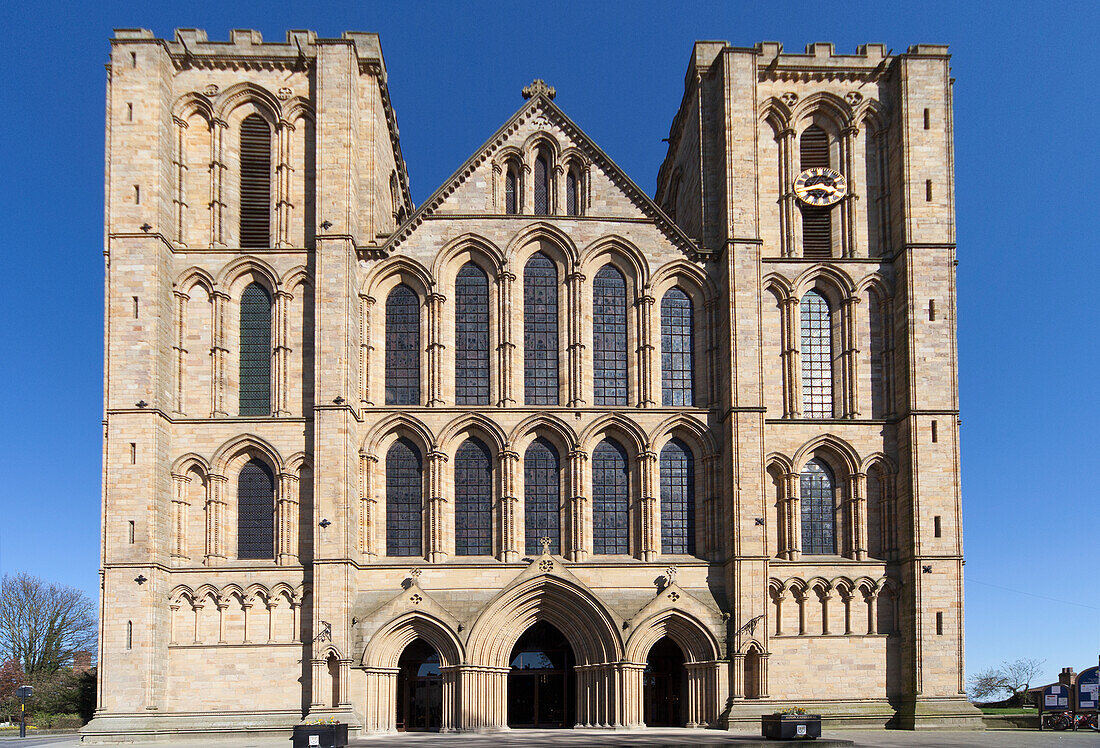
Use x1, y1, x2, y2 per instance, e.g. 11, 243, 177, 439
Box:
85, 28, 980, 741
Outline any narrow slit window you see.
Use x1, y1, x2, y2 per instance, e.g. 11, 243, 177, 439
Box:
132, 296, 139, 319
129, 443, 136, 464
239, 114, 272, 248
130, 52, 137, 67
523, 253, 559, 405
534, 152, 550, 215
935, 611, 944, 636
800, 290, 833, 418
505, 166, 519, 215
923, 108, 931, 130
454, 263, 490, 405
566, 169, 580, 216
384, 284, 420, 405
933, 515, 942, 538
928, 299, 936, 321
592, 439, 630, 555
931, 420, 938, 443
134, 185, 140, 204
925, 179, 933, 202
239, 283, 273, 416
126, 621, 133, 649
593, 265, 628, 406
127, 102, 133, 121
128, 520, 135, 544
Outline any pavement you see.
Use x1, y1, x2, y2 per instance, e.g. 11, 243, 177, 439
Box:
1, 728, 1098, 747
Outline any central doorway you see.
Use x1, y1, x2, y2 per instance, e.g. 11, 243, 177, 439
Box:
644, 636, 685, 726
507, 621, 575, 728
396, 639, 442, 731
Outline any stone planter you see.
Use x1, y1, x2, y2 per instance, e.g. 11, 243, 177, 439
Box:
761, 713, 822, 740
291, 724, 348, 748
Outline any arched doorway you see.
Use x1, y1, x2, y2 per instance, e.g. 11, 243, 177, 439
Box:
396, 639, 442, 731
644, 636, 685, 726
508, 621, 575, 728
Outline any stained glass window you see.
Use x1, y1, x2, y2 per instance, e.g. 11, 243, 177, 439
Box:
239, 283, 272, 416
661, 288, 694, 406
592, 439, 629, 554
386, 438, 423, 557
385, 285, 420, 405
239, 114, 271, 249
238, 458, 274, 560
800, 458, 835, 555
800, 290, 832, 418
524, 438, 560, 555
593, 265, 628, 405
524, 254, 559, 405
505, 167, 518, 215
455, 438, 492, 556
660, 439, 695, 555
534, 154, 549, 215
455, 263, 490, 405
566, 171, 579, 216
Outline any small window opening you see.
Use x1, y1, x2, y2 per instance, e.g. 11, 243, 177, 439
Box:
928, 299, 936, 321
127, 102, 133, 121
133, 296, 139, 319
925, 179, 933, 202
931, 420, 938, 443
933, 515, 942, 538
129, 443, 137, 464
126, 620, 133, 649
505, 166, 519, 215
935, 611, 944, 636
923, 108, 931, 130
130, 52, 137, 68
134, 185, 140, 205
128, 520, 135, 544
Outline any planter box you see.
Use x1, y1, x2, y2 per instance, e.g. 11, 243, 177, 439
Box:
291, 724, 348, 748
761, 713, 822, 740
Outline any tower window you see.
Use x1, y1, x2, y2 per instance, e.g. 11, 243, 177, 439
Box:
454, 438, 492, 556
524, 253, 559, 405
454, 263, 490, 405
936, 611, 944, 636
239, 283, 273, 416
385, 285, 420, 405
534, 153, 550, 215
661, 288, 694, 406
593, 265, 628, 406
524, 438, 560, 556
800, 290, 833, 418
800, 458, 835, 555
660, 438, 695, 555
566, 169, 580, 216
239, 114, 271, 248
800, 125, 832, 258
237, 458, 275, 560
934, 515, 942, 538
505, 166, 519, 215
592, 439, 629, 555
385, 438, 423, 557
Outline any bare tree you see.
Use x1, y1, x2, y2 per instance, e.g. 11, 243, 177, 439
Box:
0, 573, 97, 676
968, 658, 1044, 705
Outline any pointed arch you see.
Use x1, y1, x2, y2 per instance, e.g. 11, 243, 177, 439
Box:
214, 82, 281, 125
215, 256, 280, 297
172, 92, 215, 123
362, 413, 435, 458
279, 96, 315, 125
792, 264, 856, 305
758, 96, 793, 132
171, 452, 211, 477
624, 607, 721, 664
791, 91, 854, 132
361, 255, 434, 301
792, 433, 861, 477
431, 233, 505, 282
211, 433, 284, 475
174, 267, 216, 295
577, 413, 648, 455
362, 611, 464, 670
650, 258, 716, 301
466, 575, 622, 667
507, 413, 578, 455
505, 222, 579, 266
648, 413, 716, 457
578, 234, 651, 287
435, 412, 507, 457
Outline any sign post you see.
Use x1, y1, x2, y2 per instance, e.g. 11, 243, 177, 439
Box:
15, 685, 32, 738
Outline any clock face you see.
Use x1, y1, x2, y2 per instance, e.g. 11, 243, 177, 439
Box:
793, 167, 848, 206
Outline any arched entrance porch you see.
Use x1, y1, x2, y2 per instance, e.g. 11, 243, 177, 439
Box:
507, 621, 575, 728
396, 639, 442, 731
643, 636, 685, 726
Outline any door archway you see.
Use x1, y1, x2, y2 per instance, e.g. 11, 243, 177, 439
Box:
644, 636, 685, 726
396, 639, 442, 731
507, 621, 575, 728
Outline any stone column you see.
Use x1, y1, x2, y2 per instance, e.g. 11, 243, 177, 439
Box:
240, 601, 252, 644
566, 271, 587, 407
205, 474, 228, 564
427, 450, 448, 562
172, 290, 187, 415
170, 473, 189, 561
702, 454, 719, 560
499, 450, 520, 562
840, 295, 861, 418
849, 472, 868, 561
427, 292, 446, 406
359, 294, 375, 407
778, 128, 797, 257
457, 666, 508, 730
568, 448, 589, 561
840, 125, 859, 258
337, 660, 352, 708
216, 596, 229, 644
704, 298, 719, 406
191, 601, 203, 644
276, 471, 300, 565
784, 471, 801, 560
636, 292, 656, 407
360, 453, 379, 557
780, 295, 801, 418
291, 599, 302, 642
210, 290, 230, 417
211, 119, 227, 247
774, 592, 786, 636
267, 600, 279, 642
865, 589, 879, 635
310, 659, 326, 709
169, 603, 180, 645
841, 589, 853, 635
495, 269, 516, 406
173, 116, 187, 245
273, 289, 292, 416
275, 120, 293, 247
796, 590, 807, 635
638, 450, 658, 561
820, 588, 833, 635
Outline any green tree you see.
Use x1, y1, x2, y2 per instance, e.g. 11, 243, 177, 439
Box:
0, 573, 97, 676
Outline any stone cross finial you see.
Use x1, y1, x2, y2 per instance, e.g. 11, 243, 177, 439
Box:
409, 567, 422, 580
665, 566, 678, 586
540, 536, 553, 555
522, 79, 556, 100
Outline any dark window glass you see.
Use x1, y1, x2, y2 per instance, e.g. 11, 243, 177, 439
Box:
455, 438, 493, 556
455, 263, 490, 405
237, 458, 274, 559
592, 439, 629, 554
385, 285, 420, 405
800, 290, 832, 418
523, 438, 560, 555
593, 265, 628, 405
239, 283, 272, 415
534, 154, 549, 215
524, 254, 559, 405
800, 125, 832, 258
566, 171, 579, 216
660, 439, 695, 555
505, 167, 518, 215
800, 458, 835, 555
239, 114, 271, 248
386, 438, 423, 557
661, 288, 694, 406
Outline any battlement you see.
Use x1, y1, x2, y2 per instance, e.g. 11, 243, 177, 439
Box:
110, 28, 385, 68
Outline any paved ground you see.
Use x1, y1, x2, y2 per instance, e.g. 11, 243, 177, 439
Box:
1, 728, 1098, 747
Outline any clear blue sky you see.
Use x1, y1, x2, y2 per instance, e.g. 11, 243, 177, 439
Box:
0, 0, 1095, 689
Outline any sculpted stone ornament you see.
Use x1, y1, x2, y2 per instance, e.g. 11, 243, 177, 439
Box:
664, 566, 678, 587
539, 536, 553, 555
522, 79, 556, 100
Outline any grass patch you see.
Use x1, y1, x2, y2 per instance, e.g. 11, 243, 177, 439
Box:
980, 707, 1038, 714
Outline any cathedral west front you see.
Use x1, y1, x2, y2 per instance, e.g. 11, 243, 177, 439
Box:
85, 28, 980, 741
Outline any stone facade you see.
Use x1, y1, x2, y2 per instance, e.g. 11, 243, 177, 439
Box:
85, 29, 978, 742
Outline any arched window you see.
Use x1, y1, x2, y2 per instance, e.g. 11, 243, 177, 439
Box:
505, 164, 519, 215
455, 438, 492, 556
593, 265, 628, 405
800, 290, 832, 418
660, 438, 695, 555
385, 285, 420, 405
386, 438, 423, 557
455, 263, 490, 405
800, 125, 832, 258
661, 288, 694, 406
533, 152, 550, 215
800, 458, 835, 555
239, 283, 272, 416
238, 458, 274, 559
523, 253, 558, 405
523, 437, 560, 555
565, 169, 580, 216
239, 114, 271, 248
592, 439, 629, 554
